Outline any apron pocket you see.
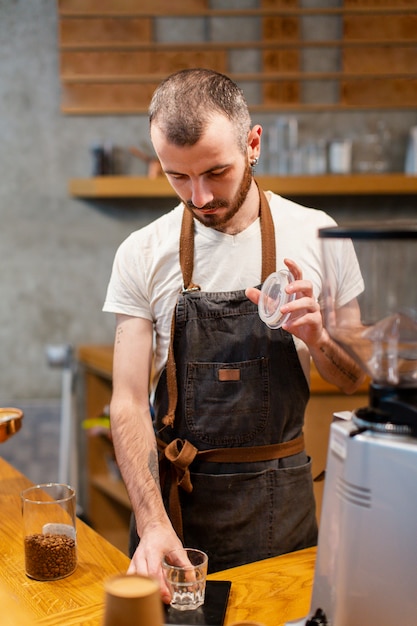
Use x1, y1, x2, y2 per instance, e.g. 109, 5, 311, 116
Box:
180, 457, 317, 573
184, 358, 269, 446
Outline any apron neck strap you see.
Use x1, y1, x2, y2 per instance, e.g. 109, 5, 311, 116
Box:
179, 180, 276, 290
161, 181, 276, 430
258, 182, 277, 282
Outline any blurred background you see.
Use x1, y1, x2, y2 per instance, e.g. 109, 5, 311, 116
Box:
1, 0, 416, 491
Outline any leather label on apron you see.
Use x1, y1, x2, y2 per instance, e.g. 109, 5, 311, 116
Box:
218, 368, 240, 381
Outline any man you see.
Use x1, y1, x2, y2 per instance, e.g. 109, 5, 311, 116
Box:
103, 68, 365, 602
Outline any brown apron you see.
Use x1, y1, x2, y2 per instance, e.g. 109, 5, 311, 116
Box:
131, 184, 318, 572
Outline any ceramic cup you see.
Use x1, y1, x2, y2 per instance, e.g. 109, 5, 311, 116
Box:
103, 574, 164, 626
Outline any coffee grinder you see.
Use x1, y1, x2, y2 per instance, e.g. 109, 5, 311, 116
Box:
286, 223, 417, 626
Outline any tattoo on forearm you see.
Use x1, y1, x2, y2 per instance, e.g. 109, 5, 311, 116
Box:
319, 345, 360, 384
116, 325, 123, 344
148, 448, 160, 490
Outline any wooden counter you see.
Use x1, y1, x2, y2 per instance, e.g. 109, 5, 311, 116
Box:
211, 548, 315, 626
0, 457, 130, 625
0, 457, 315, 625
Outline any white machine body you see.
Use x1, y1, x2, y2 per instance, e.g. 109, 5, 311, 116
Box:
287, 414, 417, 626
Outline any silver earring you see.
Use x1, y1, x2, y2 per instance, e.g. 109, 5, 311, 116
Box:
251, 157, 259, 167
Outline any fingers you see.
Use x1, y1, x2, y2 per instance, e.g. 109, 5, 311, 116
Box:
281, 293, 319, 317
286, 279, 310, 295
245, 286, 261, 305
284, 257, 302, 280
245, 260, 322, 346
127, 547, 172, 604
158, 569, 172, 604
245, 278, 314, 311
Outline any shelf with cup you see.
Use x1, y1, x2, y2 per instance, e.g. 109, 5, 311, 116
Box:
69, 174, 417, 199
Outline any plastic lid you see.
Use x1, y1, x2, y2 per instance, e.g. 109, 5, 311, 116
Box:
258, 270, 295, 329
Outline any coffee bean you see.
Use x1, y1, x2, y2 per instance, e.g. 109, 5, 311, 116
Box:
24, 533, 77, 580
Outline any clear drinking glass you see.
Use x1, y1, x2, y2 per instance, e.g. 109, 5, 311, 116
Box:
162, 548, 208, 611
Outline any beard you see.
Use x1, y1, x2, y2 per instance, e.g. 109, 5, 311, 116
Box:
185, 161, 253, 232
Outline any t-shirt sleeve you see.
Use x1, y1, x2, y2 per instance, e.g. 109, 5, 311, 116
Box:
102, 234, 153, 321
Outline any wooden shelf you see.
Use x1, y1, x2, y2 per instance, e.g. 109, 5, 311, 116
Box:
62, 103, 417, 115
61, 71, 417, 83
69, 174, 417, 199
60, 39, 417, 52
77, 344, 113, 377
58, 3, 417, 18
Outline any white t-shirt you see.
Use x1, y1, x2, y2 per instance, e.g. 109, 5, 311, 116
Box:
103, 191, 363, 389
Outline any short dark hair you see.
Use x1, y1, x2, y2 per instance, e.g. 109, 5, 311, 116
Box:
149, 68, 252, 153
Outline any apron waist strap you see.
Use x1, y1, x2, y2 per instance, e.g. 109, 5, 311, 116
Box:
157, 434, 305, 541
197, 435, 305, 463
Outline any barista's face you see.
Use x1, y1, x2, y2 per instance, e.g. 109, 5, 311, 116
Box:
151, 115, 260, 233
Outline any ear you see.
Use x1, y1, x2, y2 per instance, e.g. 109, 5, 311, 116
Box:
247, 125, 262, 163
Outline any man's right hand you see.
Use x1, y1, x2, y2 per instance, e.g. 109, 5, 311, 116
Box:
127, 523, 183, 604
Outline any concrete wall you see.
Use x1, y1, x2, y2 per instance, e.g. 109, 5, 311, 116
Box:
0, 0, 168, 400
0, 0, 416, 402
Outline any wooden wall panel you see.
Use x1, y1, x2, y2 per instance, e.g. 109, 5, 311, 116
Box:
341, 78, 417, 106
343, 47, 417, 74
61, 83, 158, 113
61, 50, 227, 78
149, 51, 226, 76
59, 18, 153, 47
263, 81, 300, 105
261, 0, 299, 8
61, 51, 153, 76
344, 15, 417, 40
59, 0, 208, 16
262, 7, 300, 105
57, 1, 417, 113
344, 0, 417, 7
262, 16, 300, 41
263, 50, 300, 73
